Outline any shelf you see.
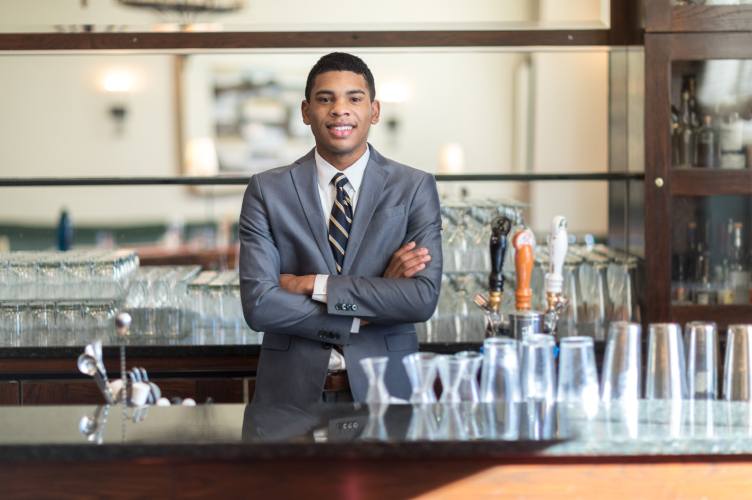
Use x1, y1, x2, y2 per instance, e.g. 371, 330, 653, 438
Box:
671, 5, 752, 32
0, 30, 610, 52
0, 173, 644, 188
671, 169, 752, 196
671, 304, 752, 330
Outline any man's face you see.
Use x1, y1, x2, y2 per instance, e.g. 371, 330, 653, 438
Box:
302, 71, 380, 160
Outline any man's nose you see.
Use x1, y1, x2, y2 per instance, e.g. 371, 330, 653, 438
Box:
330, 102, 350, 116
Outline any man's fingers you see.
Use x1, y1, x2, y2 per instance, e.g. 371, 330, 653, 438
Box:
402, 263, 426, 278
392, 241, 416, 259
400, 254, 431, 273
398, 247, 429, 264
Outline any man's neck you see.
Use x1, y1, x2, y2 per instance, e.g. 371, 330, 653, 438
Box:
316, 143, 368, 171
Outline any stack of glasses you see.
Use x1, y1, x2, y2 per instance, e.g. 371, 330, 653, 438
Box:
0, 250, 139, 347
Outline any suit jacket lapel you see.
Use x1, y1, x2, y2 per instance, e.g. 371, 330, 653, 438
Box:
341, 146, 388, 275
290, 151, 338, 275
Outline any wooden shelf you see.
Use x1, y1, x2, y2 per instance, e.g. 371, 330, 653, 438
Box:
671, 304, 752, 330
671, 169, 752, 196
671, 5, 752, 32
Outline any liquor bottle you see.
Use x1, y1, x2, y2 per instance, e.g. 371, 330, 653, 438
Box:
721, 112, 745, 169
683, 74, 700, 128
729, 222, 750, 304
675, 91, 696, 167
57, 209, 74, 251
696, 115, 718, 168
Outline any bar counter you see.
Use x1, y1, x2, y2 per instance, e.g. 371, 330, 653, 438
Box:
2, 401, 752, 499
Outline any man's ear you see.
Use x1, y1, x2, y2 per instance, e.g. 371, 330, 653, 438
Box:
301, 100, 311, 125
371, 99, 381, 125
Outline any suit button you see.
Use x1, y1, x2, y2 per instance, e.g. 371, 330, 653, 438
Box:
328, 333, 335, 339
322, 343, 332, 350
352, 304, 358, 311
335, 304, 341, 310
345, 304, 351, 311
334, 333, 341, 340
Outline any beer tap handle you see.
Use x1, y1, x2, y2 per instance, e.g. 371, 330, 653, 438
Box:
488, 216, 512, 300
546, 216, 568, 295
513, 230, 535, 311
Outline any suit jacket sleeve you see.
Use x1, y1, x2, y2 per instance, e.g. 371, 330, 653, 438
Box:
239, 174, 354, 344
325, 173, 443, 325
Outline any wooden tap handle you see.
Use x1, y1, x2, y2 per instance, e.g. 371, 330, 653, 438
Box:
513, 230, 534, 310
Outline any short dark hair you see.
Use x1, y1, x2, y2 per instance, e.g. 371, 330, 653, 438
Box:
305, 52, 376, 103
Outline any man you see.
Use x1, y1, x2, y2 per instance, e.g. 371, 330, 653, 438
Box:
240, 52, 442, 404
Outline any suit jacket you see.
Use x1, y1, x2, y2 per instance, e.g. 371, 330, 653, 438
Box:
239, 144, 443, 404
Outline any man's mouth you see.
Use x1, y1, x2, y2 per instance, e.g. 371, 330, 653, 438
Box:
327, 123, 355, 138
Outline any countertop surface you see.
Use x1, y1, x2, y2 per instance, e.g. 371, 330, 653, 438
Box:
1, 400, 751, 462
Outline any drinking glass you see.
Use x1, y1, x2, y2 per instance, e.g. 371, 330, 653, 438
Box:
601, 321, 642, 401
684, 322, 719, 400
56, 301, 85, 346
520, 334, 556, 402
556, 336, 599, 414
406, 403, 439, 441
27, 301, 54, 347
402, 352, 438, 404
360, 356, 391, 404
479, 337, 521, 403
437, 355, 470, 404
519, 401, 557, 441
646, 323, 687, 400
724, 324, 752, 401
481, 403, 519, 440
436, 403, 469, 441
0, 303, 26, 347
85, 301, 117, 344
455, 351, 482, 402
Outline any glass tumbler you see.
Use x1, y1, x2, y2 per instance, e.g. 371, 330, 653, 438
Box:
646, 323, 687, 400
556, 336, 599, 411
28, 301, 54, 347
402, 352, 438, 404
454, 351, 482, 402
601, 321, 642, 401
0, 303, 26, 347
521, 334, 556, 402
724, 324, 752, 401
684, 322, 719, 400
56, 301, 85, 346
479, 337, 521, 403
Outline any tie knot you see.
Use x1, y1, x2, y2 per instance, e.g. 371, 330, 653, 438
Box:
331, 173, 348, 189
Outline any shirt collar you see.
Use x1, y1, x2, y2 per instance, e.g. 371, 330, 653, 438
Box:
314, 146, 370, 193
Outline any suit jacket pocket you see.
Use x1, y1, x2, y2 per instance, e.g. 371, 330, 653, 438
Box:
261, 332, 291, 351
384, 331, 419, 352
372, 204, 406, 222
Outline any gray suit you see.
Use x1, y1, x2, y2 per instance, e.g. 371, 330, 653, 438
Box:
240, 145, 442, 404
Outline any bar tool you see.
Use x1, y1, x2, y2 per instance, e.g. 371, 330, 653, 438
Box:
77, 353, 115, 405
360, 357, 391, 404
115, 311, 131, 441
541, 216, 570, 336
402, 352, 438, 404
78, 405, 109, 444
473, 216, 512, 337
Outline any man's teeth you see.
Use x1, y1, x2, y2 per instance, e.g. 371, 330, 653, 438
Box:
332, 126, 353, 131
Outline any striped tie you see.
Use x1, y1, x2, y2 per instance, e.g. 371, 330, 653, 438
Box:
328, 173, 353, 274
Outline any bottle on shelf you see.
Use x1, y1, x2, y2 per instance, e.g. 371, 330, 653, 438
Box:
720, 112, 746, 170
729, 222, 750, 305
683, 74, 700, 129
695, 115, 719, 168
674, 91, 696, 168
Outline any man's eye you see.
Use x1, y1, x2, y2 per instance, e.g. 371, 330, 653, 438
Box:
351, 98, 361, 102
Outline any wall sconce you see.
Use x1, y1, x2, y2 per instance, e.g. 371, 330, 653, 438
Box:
184, 137, 219, 176
105, 73, 132, 135
378, 82, 408, 147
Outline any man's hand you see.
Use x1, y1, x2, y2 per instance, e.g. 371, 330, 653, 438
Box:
279, 274, 316, 295
382, 241, 431, 279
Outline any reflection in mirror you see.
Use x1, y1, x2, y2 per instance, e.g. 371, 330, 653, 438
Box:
0, 0, 607, 33
0, 49, 610, 237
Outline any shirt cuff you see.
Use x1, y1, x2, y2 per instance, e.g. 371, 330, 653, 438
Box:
351, 317, 360, 333
312, 274, 328, 303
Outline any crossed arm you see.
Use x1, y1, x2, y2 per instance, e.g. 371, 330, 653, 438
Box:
239, 173, 442, 343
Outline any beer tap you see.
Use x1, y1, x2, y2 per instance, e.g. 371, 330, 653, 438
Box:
473, 216, 512, 337
542, 216, 570, 336
504, 228, 543, 340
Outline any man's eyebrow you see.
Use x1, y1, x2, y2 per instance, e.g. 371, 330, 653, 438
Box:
314, 89, 366, 96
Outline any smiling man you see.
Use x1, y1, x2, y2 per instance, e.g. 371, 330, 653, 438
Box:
239, 52, 443, 404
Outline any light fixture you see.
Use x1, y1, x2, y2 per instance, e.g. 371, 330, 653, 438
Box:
117, 0, 244, 24
105, 73, 132, 135
184, 137, 219, 176
379, 82, 408, 103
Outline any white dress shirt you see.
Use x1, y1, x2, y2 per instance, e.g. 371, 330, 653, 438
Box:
311, 147, 370, 371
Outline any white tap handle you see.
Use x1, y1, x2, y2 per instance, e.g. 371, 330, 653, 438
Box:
545, 216, 568, 295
